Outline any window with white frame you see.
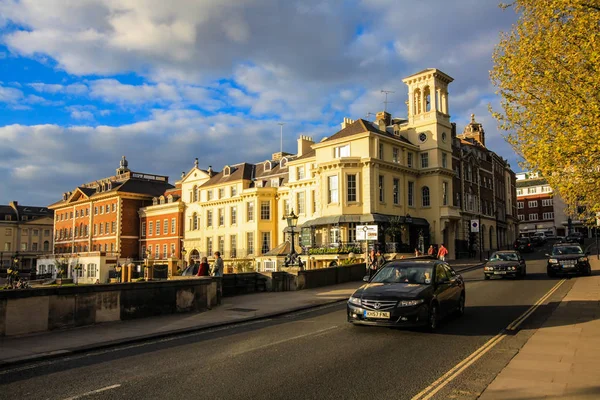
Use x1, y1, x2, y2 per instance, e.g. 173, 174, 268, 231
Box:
528, 187, 537, 194
163, 219, 168, 234
207, 210, 213, 227
271, 178, 280, 187
379, 143, 384, 159
517, 189, 523, 195
260, 201, 270, 220
219, 208, 224, 226
207, 190, 213, 201
162, 244, 167, 258
156, 221, 160, 236
333, 144, 350, 158
247, 202, 254, 222
231, 206, 237, 225
528, 213, 538, 221
347, 174, 357, 202
408, 182, 415, 207
261, 232, 271, 254
141, 222, 146, 237
528, 200, 538, 208
543, 212, 555, 220
142, 245, 146, 256
442, 153, 448, 169
517, 201, 524, 209
542, 199, 553, 206
207, 237, 213, 256
99, 224, 104, 234
170, 243, 175, 257
192, 212, 198, 230
171, 218, 176, 234
393, 178, 400, 205
407, 152, 413, 168
219, 188, 225, 199
297, 192, 305, 214
420, 152, 429, 168
297, 166, 305, 180
392, 148, 399, 163
230, 235, 237, 258
442, 181, 448, 206
231, 185, 237, 196
283, 199, 290, 217
247, 232, 254, 255
328, 175, 339, 203
379, 175, 385, 202
422, 186, 430, 207
112, 221, 116, 234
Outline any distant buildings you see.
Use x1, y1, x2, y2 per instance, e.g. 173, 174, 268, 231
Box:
0, 201, 53, 270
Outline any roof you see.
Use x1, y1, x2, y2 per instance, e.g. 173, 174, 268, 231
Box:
294, 149, 316, 161
263, 241, 303, 256
200, 163, 254, 187
320, 119, 413, 145
0, 202, 53, 222
516, 178, 548, 188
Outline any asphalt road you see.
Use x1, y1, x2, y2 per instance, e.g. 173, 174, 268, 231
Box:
0, 242, 579, 400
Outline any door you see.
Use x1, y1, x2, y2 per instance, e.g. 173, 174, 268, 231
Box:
443, 264, 462, 309
434, 264, 452, 316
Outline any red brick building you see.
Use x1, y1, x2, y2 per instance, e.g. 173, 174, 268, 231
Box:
138, 187, 184, 263
41, 157, 174, 283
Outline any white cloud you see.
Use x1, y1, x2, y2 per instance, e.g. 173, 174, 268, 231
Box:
29, 82, 88, 95
0, 86, 23, 103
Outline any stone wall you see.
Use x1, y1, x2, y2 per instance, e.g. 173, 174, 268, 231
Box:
0, 277, 218, 336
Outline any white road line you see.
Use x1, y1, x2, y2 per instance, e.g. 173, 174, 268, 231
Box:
411, 278, 567, 400
231, 325, 338, 357
61, 384, 121, 400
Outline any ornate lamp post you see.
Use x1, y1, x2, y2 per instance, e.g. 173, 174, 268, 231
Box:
285, 210, 300, 269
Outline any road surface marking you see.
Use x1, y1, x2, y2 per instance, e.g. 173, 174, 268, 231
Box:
507, 279, 566, 331
231, 325, 338, 357
411, 278, 567, 400
62, 384, 121, 400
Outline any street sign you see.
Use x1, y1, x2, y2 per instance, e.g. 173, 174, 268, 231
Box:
356, 224, 378, 241
470, 219, 480, 233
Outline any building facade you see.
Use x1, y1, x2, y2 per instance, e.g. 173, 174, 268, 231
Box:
37, 157, 174, 283
0, 201, 54, 270
179, 68, 518, 269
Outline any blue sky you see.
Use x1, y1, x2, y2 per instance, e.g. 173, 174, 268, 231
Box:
0, 0, 519, 206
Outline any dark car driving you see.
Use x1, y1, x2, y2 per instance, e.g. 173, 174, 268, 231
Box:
565, 232, 585, 245
546, 243, 591, 277
484, 250, 527, 280
514, 238, 534, 253
347, 260, 465, 331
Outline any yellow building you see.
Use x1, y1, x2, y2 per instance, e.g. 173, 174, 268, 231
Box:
0, 201, 54, 271
180, 68, 518, 269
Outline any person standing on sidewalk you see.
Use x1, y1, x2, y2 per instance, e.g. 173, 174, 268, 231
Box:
211, 252, 224, 277
437, 244, 449, 262
197, 257, 210, 277
368, 249, 378, 279
427, 245, 434, 256
376, 250, 386, 270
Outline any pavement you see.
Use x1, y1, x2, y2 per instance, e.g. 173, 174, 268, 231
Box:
479, 257, 600, 400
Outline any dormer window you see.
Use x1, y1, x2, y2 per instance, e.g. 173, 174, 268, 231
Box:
271, 178, 280, 187
167, 195, 173, 203
159, 196, 165, 205
281, 158, 288, 168
264, 161, 272, 171
224, 166, 231, 176
152, 198, 158, 205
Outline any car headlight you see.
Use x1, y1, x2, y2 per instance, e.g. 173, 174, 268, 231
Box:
579, 257, 588, 262
348, 296, 362, 306
399, 299, 424, 307
549, 258, 558, 264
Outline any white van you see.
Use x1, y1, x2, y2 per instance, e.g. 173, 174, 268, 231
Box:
532, 232, 547, 243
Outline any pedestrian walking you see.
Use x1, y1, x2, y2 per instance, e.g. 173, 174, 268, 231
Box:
376, 250, 386, 270
211, 252, 224, 277
197, 256, 210, 277
437, 243, 449, 262
427, 245, 434, 256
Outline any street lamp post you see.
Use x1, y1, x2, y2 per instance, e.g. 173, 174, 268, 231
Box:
285, 210, 300, 269
115, 263, 122, 283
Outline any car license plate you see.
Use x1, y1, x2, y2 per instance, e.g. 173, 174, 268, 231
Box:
364, 310, 390, 319
494, 271, 507, 275
562, 265, 574, 269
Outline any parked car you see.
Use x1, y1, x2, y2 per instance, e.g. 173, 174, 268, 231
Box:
566, 232, 585, 245
546, 243, 591, 277
514, 238, 534, 253
347, 260, 465, 331
484, 250, 527, 280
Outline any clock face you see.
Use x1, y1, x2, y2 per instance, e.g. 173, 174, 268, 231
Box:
419, 132, 427, 143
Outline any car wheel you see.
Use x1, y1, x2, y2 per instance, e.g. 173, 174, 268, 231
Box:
547, 270, 556, 278
585, 266, 592, 276
427, 303, 439, 331
456, 293, 465, 317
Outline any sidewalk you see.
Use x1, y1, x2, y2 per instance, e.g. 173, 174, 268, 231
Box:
0, 281, 362, 367
479, 258, 600, 399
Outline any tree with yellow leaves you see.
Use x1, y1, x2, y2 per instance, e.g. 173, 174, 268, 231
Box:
491, 0, 600, 220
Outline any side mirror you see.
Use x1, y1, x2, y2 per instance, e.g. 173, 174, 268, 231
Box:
363, 275, 370, 282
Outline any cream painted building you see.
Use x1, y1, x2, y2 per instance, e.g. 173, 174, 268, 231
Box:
180, 68, 518, 269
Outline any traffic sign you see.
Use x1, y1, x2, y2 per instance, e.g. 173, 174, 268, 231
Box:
356, 225, 378, 241
470, 220, 480, 233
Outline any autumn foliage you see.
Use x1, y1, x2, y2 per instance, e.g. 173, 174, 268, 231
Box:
491, 0, 600, 219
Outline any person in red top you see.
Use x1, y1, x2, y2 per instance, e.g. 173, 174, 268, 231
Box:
437, 244, 449, 261
197, 257, 210, 277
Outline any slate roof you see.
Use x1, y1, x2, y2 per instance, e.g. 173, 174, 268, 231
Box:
320, 119, 413, 145
200, 163, 254, 187
0, 202, 53, 222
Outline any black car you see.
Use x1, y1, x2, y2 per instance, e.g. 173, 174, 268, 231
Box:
514, 238, 534, 253
546, 243, 591, 277
565, 232, 585, 245
484, 250, 527, 280
347, 260, 465, 331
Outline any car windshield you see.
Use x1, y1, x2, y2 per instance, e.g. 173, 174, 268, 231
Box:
517, 238, 529, 243
552, 246, 584, 255
490, 252, 518, 261
371, 264, 434, 285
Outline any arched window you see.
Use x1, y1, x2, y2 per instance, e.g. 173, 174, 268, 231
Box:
193, 212, 198, 230
193, 185, 198, 202
414, 88, 421, 115
159, 196, 165, 205
264, 161, 272, 171
424, 86, 431, 112
224, 166, 231, 176
422, 187, 430, 207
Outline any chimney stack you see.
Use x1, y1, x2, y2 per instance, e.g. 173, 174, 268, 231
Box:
375, 111, 391, 128
340, 117, 355, 130
297, 135, 314, 156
